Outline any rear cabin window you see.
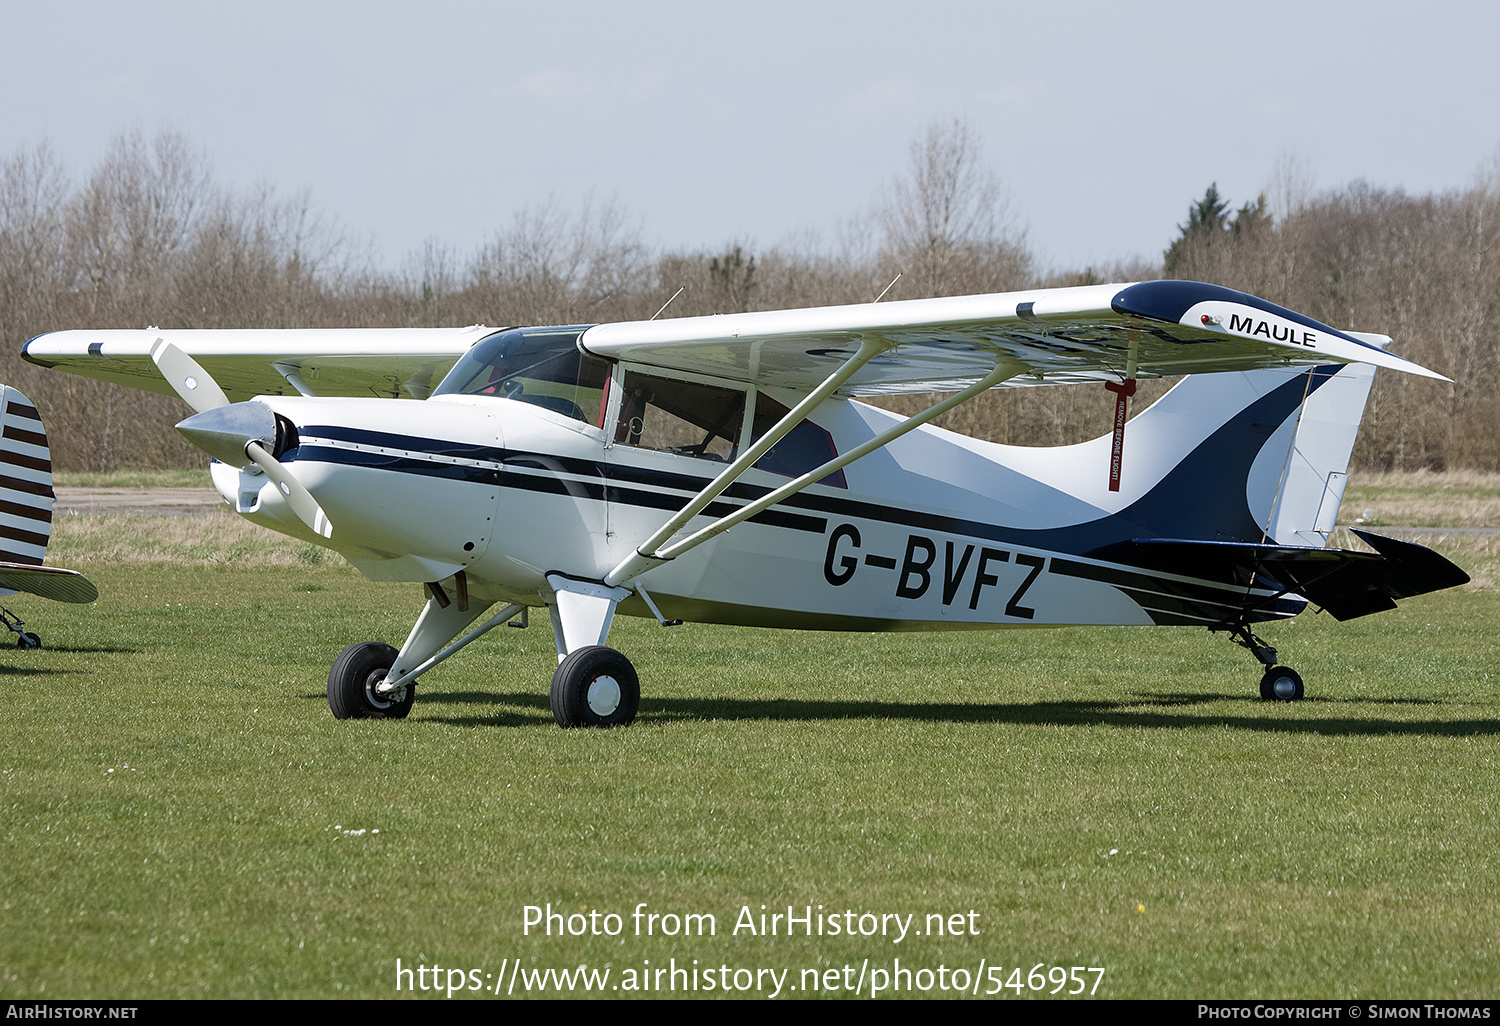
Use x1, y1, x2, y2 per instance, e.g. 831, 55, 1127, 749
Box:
751, 394, 846, 488
433, 326, 610, 426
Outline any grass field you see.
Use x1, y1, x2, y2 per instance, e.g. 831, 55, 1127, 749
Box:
2, 477, 1497, 1000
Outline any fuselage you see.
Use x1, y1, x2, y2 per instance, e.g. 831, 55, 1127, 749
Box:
215, 373, 1304, 633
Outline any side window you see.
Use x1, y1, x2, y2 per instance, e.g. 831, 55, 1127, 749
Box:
751, 394, 846, 488
615, 372, 746, 462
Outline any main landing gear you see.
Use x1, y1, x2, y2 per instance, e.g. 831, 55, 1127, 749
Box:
325, 572, 643, 728
1216, 623, 1304, 702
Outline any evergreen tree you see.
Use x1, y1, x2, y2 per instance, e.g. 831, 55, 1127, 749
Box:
1164, 183, 1230, 275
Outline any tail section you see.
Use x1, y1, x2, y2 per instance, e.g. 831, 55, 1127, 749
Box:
1083, 358, 1468, 622
0, 385, 58, 568
1007, 362, 1371, 549
0, 386, 97, 606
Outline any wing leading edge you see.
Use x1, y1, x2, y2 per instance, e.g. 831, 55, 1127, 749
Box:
22, 326, 496, 402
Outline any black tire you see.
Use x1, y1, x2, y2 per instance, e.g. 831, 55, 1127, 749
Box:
1259, 665, 1304, 702
328, 641, 414, 719
15, 632, 39, 650
550, 646, 639, 728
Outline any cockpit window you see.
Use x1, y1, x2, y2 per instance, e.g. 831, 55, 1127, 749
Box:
433, 326, 609, 425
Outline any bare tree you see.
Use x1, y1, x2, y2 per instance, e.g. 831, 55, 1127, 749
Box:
0, 141, 69, 326
468, 195, 652, 324
4, 126, 1497, 471
64, 130, 214, 315
877, 119, 1031, 298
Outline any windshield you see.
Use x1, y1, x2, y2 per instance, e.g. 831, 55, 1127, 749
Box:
433, 326, 609, 425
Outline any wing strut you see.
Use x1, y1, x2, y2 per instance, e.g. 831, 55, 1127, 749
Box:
603, 337, 887, 587
604, 354, 1023, 588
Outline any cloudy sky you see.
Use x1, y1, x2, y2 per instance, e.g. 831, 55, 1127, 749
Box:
6, 0, 1497, 275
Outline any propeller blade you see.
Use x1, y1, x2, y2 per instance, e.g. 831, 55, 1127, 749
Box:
150, 339, 230, 414
245, 441, 334, 539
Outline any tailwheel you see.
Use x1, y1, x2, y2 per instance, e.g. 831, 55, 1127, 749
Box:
1259, 666, 1304, 702
550, 646, 639, 728
1214, 622, 1307, 702
328, 641, 414, 720
0, 607, 38, 649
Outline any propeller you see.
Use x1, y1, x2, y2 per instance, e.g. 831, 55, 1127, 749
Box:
243, 440, 333, 538
152, 340, 334, 539
149, 338, 230, 414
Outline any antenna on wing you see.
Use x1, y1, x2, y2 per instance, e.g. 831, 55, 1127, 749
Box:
650, 287, 685, 321
873, 273, 903, 303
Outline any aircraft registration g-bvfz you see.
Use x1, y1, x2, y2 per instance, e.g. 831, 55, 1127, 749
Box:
23, 280, 1469, 726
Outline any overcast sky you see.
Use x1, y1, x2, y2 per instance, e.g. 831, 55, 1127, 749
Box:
6, 1, 1498, 277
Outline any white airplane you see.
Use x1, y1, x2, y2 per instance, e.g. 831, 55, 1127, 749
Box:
23, 281, 1468, 724
0, 385, 99, 647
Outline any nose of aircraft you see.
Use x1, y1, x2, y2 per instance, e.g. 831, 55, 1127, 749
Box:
175, 400, 278, 466
176, 401, 333, 539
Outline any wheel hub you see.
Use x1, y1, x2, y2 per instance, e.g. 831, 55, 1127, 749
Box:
1272, 675, 1298, 700
586, 675, 622, 716
364, 669, 403, 709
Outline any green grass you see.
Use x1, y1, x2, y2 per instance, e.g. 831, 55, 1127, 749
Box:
1340, 470, 1500, 528
1, 549, 1496, 999
53, 469, 214, 489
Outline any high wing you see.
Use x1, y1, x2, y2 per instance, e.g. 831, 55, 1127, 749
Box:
23, 282, 1444, 405
22, 326, 497, 401
581, 280, 1446, 393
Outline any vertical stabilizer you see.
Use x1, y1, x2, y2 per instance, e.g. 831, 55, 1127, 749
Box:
1245, 361, 1377, 547
0, 385, 56, 568
0, 386, 97, 605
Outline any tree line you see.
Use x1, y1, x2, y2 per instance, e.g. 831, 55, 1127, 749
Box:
0, 125, 1493, 471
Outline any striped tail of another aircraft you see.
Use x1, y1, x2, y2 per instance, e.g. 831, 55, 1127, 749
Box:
0, 386, 97, 646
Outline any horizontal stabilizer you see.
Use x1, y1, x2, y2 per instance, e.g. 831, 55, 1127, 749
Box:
1092, 531, 1469, 622
0, 563, 98, 604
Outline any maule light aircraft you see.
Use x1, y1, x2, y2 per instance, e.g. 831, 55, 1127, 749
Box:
23, 281, 1468, 725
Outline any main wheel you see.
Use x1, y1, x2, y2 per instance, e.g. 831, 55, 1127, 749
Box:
15, 631, 39, 650
328, 641, 414, 719
1259, 665, 1304, 702
550, 646, 639, 728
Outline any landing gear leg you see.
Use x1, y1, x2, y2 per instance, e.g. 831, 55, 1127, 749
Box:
327, 574, 518, 721
1215, 623, 1304, 702
0, 607, 39, 649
